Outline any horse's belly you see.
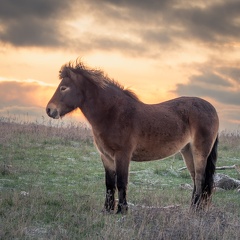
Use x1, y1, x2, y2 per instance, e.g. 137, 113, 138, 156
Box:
131, 145, 178, 162
131, 151, 167, 161
131, 136, 190, 162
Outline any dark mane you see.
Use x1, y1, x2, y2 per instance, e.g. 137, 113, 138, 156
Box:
59, 60, 139, 101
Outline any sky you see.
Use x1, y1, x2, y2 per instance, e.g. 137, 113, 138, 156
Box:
0, 0, 240, 130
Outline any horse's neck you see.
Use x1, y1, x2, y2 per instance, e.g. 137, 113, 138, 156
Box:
80, 83, 115, 127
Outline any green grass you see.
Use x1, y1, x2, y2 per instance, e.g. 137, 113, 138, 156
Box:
0, 119, 240, 239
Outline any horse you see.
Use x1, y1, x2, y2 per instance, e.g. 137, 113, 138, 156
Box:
46, 60, 219, 214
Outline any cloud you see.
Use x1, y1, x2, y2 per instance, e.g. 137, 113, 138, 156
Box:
216, 104, 240, 130
0, 79, 55, 109
172, 1, 240, 44
217, 67, 240, 84
1, 0, 240, 55
0, 79, 60, 123
176, 82, 240, 105
174, 64, 240, 106
0, 0, 76, 47
77, 0, 240, 53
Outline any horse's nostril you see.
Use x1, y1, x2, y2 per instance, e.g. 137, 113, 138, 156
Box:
46, 107, 51, 115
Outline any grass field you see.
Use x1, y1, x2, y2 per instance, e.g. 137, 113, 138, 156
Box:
0, 118, 240, 239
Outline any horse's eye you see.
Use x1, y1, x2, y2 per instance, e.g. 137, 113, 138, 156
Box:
60, 86, 68, 92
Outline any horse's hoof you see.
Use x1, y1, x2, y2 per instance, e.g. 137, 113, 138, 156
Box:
116, 204, 128, 214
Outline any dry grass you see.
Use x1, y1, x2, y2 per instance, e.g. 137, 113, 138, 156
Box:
99, 206, 240, 240
0, 116, 92, 144
219, 130, 240, 156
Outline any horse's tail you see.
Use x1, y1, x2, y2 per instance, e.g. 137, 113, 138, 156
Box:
203, 135, 218, 198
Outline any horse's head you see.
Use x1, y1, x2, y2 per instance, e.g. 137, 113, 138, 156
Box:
46, 70, 83, 119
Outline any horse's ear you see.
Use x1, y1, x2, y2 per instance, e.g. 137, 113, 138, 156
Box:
68, 69, 78, 83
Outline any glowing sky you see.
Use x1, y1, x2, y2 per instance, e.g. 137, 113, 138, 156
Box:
0, 0, 240, 130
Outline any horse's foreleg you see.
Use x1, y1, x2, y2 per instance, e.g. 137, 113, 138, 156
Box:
104, 168, 116, 212
101, 155, 116, 213
115, 153, 130, 214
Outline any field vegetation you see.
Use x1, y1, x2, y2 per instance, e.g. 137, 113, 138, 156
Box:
0, 117, 240, 239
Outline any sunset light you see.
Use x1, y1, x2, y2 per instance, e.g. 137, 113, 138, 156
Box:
0, 0, 240, 130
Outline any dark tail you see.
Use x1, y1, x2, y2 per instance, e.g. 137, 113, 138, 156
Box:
203, 136, 218, 197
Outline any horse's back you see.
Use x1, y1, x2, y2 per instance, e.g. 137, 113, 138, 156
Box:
135, 96, 218, 134
142, 96, 218, 130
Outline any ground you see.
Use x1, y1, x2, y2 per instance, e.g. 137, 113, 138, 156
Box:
0, 119, 239, 239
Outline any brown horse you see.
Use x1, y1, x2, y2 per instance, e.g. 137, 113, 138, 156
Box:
46, 60, 219, 214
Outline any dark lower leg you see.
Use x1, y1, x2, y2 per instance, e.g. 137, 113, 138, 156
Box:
191, 179, 208, 210
116, 188, 128, 214
116, 175, 128, 214
115, 153, 130, 214
104, 170, 116, 212
191, 185, 197, 205
105, 189, 115, 211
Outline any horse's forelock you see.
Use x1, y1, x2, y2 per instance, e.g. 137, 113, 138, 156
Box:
59, 60, 78, 79
59, 65, 68, 79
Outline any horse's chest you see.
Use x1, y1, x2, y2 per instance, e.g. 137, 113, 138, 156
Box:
93, 135, 115, 157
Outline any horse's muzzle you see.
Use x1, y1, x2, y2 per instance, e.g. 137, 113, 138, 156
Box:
46, 104, 60, 119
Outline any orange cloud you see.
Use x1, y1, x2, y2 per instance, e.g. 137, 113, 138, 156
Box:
0, 79, 57, 123
0, 79, 55, 108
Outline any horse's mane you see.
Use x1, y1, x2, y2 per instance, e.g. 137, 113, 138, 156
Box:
59, 60, 139, 101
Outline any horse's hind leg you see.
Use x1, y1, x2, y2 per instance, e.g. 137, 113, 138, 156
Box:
192, 136, 218, 210
180, 144, 196, 203
191, 141, 214, 210
191, 155, 208, 209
